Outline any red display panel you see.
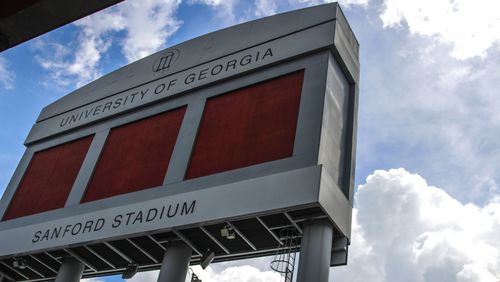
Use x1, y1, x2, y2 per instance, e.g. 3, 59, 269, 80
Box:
3, 136, 93, 221
82, 107, 186, 203
186, 70, 304, 179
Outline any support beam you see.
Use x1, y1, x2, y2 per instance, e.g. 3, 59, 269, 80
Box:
0, 272, 16, 282
30, 255, 58, 275
0, 270, 14, 282
147, 235, 166, 251
126, 238, 158, 263
256, 217, 283, 246
25, 264, 44, 279
173, 231, 202, 256
104, 242, 133, 263
63, 249, 97, 272
296, 219, 333, 282
44, 252, 61, 265
284, 212, 303, 234
157, 242, 192, 282
0, 260, 29, 280
55, 257, 85, 282
84, 246, 116, 269
200, 226, 230, 255
226, 222, 257, 251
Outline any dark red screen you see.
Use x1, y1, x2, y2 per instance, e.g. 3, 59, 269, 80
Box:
82, 107, 186, 203
3, 136, 93, 221
186, 70, 304, 179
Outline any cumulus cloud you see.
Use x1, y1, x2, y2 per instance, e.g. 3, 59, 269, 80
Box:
35, 32, 110, 88
290, 0, 370, 8
124, 265, 281, 282
110, 0, 182, 62
191, 0, 238, 24
125, 270, 159, 281
356, 2, 500, 203
196, 265, 281, 282
254, 0, 278, 17
380, 0, 500, 60
0, 56, 15, 90
332, 169, 500, 282
36, 0, 181, 88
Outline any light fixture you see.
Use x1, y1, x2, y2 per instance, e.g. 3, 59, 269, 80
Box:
12, 258, 26, 269
220, 224, 236, 240
200, 249, 215, 270
122, 263, 138, 279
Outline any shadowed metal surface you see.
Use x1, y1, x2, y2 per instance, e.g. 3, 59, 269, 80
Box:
0, 0, 123, 52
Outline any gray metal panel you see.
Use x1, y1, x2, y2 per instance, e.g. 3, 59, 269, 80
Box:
35, 3, 339, 122
318, 166, 351, 238
293, 53, 328, 157
65, 130, 109, 206
26, 21, 337, 144
333, 6, 360, 83
0, 165, 322, 257
319, 53, 351, 192
315, 51, 358, 240
346, 83, 359, 206
0, 149, 34, 220
163, 99, 205, 185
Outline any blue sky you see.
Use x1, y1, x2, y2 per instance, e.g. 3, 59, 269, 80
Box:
1, 0, 500, 281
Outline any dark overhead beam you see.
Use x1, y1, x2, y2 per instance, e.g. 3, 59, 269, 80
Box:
0, 0, 123, 52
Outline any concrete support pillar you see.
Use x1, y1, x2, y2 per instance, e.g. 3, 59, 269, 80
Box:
55, 257, 85, 282
296, 219, 334, 282
157, 242, 192, 282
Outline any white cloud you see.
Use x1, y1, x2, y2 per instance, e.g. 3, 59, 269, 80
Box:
113, 0, 182, 62
123, 265, 281, 282
380, 0, 500, 60
332, 168, 500, 282
0, 56, 15, 90
254, 0, 277, 17
35, 31, 110, 88
196, 265, 281, 282
35, 0, 181, 89
191, 0, 238, 24
357, 6, 500, 203
290, 0, 370, 8
125, 270, 159, 281
82, 278, 106, 282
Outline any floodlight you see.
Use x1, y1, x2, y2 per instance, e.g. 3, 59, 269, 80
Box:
220, 224, 236, 239
121, 263, 138, 279
200, 249, 215, 269
12, 258, 26, 269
